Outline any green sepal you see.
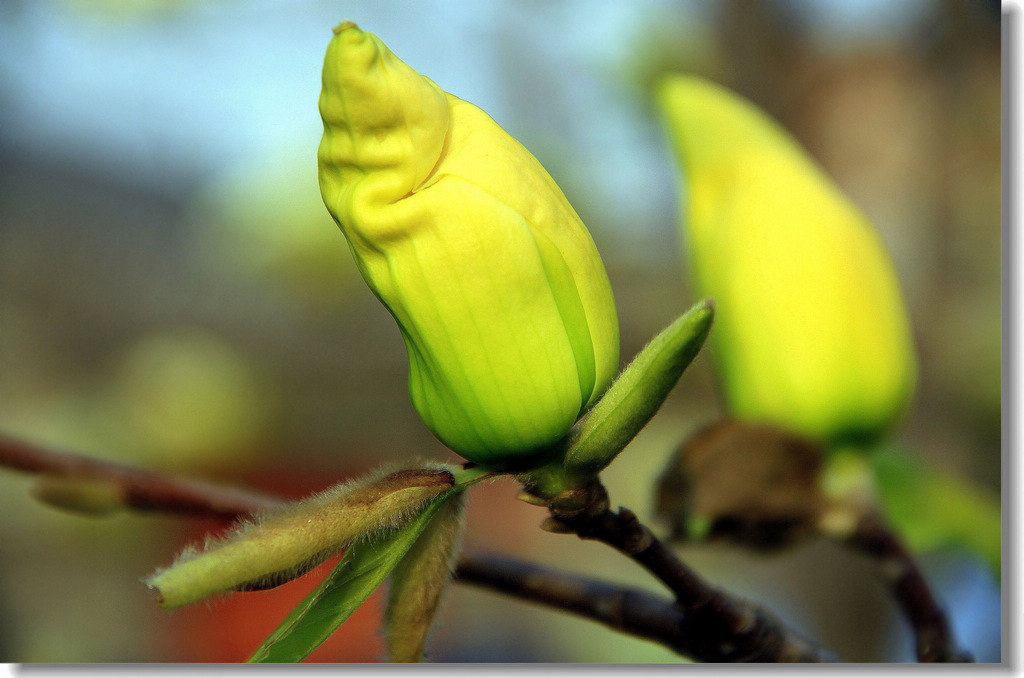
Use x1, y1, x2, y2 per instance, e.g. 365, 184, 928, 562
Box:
563, 299, 714, 482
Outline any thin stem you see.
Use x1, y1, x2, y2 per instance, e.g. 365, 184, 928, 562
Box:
546, 482, 836, 662
455, 552, 696, 653
455, 552, 836, 662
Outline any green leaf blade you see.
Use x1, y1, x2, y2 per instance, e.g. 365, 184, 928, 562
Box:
871, 448, 1001, 575
385, 492, 466, 662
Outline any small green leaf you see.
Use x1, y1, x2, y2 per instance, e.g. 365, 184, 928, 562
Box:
871, 447, 1001, 575
247, 489, 457, 663
563, 299, 714, 480
385, 492, 466, 662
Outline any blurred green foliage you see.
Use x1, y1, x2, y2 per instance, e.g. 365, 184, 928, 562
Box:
872, 447, 1001, 575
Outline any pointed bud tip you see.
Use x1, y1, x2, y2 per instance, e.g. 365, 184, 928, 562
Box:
689, 298, 715, 329
332, 20, 359, 35
540, 517, 575, 534
515, 489, 550, 507
144, 582, 167, 608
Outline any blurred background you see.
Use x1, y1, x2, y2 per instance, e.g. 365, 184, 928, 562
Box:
0, 0, 1001, 663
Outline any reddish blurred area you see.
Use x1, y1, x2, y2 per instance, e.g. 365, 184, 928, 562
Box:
148, 465, 386, 662
164, 554, 383, 663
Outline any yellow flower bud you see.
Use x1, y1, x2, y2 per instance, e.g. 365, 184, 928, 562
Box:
318, 23, 619, 465
658, 75, 916, 446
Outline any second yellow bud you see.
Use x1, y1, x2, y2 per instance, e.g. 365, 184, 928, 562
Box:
658, 75, 917, 446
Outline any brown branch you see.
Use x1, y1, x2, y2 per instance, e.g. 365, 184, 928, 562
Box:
842, 514, 972, 662
455, 552, 835, 662
0, 434, 837, 662
0, 435, 282, 519
544, 482, 837, 662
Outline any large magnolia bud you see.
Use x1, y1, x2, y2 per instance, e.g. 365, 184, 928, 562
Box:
658, 74, 916, 446
318, 23, 619, 465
